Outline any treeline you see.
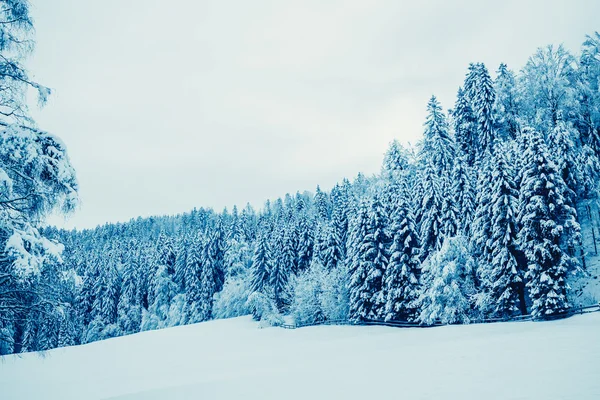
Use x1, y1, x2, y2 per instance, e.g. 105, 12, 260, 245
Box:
2, 33, 600, 354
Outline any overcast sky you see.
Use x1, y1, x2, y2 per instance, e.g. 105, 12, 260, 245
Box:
29, 0, 600, 229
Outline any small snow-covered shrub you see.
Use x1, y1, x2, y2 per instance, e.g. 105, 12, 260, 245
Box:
213, 273, 252, 319
140, 309, 160, 332
417, 236, 477, 325
320, 264, 350, 321
289, 266, 325, 326
289, 261, 350, 326
246, 291, 283, 327
165, 293, 187, 327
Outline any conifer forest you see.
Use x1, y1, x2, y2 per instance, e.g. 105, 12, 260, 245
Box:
1, 0, 600, 357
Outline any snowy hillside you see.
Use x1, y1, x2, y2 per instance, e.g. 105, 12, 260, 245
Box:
2, 314, 599, 400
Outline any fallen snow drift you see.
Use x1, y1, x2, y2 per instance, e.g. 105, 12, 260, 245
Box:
2, 314, 599, 400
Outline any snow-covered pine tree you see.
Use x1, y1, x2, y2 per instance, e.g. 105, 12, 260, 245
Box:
270, 227, 293, 310
471, 155, 495, 263
418, 162, 443, 260
382, 139, 410, 174
440, 175, 460, 239
197, 225, 227, 321
472, 63, 497, 155
463, 63, 479, 103
295, 214, 313, 274
548, 116, 583, 206
330, 180, 350, 260
479, 146, 525, 317
452, 87, 478, 164
321, 223, 344, 270
348, 196, 390, 321
117, 242, 142, 334
314, 185, 331, 221
347, 202, 368, 320
419, 96, 456, 176
383, 175, 420, 321
174, 235, 188, 291
518, 127, 581, 317
250, 233, 271, 293
184, 234, 203, 323
451, 156, 476, 235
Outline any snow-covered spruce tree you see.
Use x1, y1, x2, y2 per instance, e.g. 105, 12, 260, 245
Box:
294, 214, 313, 273
381, 139, 415, 220
440, 175, 460, 239
321, 223, 344, 271
198, 241, 217, 322
472, 63, 497, 155
241, 203, 258, 243
270, 227, 293, 311
452, 87, 478, 164
418, 162, 443, 260
205, 221, 226, 293
548, 116, 583, 206
382, 139, 411, 174
142, 261, 178, 330
348, 196, 390, 321
417, 236, 477, 325
314, 185, 331, 221
117, 243, 142, 334
0, 0, 78, 354
330, 179, 351, 259
250, 233, 271, 294
463, 63, 479, 104
184, 234, 203, 323
471, 155, 495, 262
451, 156, 476, 235
478, 146, 525, 317
419, 96, 456, 176
173, 235, 188, 291
518, 128, 581, 318
224, 214, 252, 278
383, 175, 420, 321
196, 225, 226, 321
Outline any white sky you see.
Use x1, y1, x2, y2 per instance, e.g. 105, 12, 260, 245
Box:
28, 0, 600, 229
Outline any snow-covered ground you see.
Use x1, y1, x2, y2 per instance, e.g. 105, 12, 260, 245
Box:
1, 313, 599, 400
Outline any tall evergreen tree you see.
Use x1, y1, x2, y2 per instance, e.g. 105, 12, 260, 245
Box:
250, 234, 271, 293
480, 148, 525, 317
185, 234, 204, 323
518, 128, 580, 317
348, 197, 390, 321
383, 176, 420, 321
473, 63, 497, 155
419, 96, 456, 175
452, 87, 478, 163
321, 224, 344, 270
270, 228, 293, 310
418, 162, 443, 260
451, 156, 476, 235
